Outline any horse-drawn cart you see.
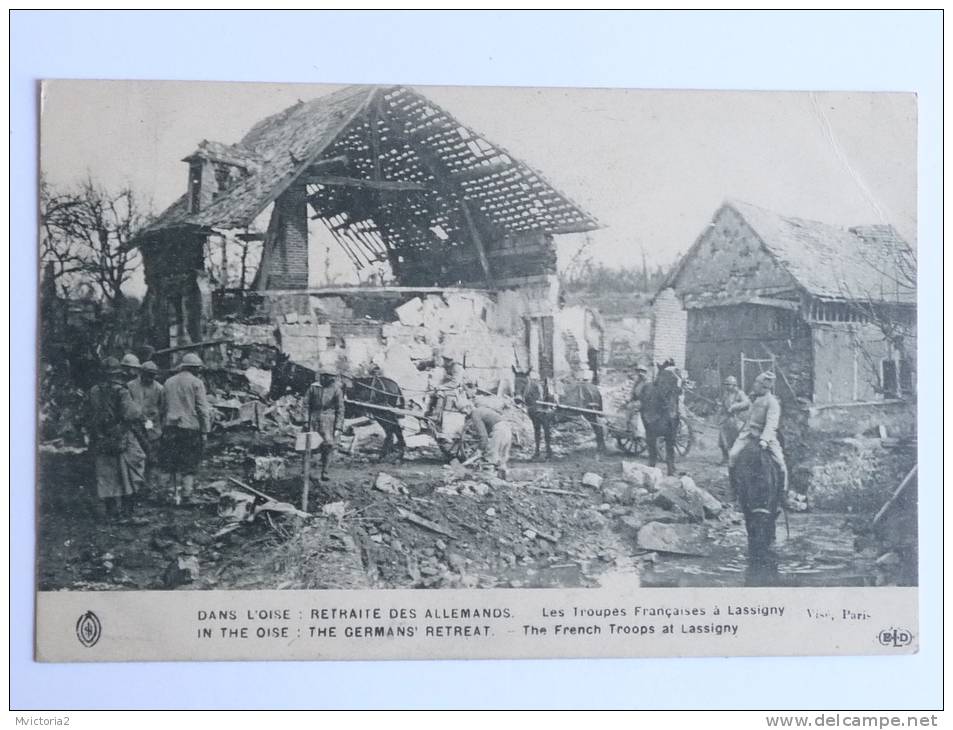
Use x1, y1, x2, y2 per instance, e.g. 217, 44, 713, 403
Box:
344, 397, 478, 463
533, 399, 694, 457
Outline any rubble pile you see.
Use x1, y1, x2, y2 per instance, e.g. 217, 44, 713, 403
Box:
224, 454, 739, 591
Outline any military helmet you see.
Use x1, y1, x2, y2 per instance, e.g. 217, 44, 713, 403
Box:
121, 353, 141, 369
140, 361, 159, 373
723, 375, 738, 386
180, 353, 204, 369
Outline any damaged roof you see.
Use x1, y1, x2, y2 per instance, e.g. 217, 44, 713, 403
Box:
139, 85, 375, 237
135, 85, 599, 246
667, 200, 916, 306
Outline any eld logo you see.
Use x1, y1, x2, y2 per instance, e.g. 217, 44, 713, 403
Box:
76, 611, 102, 648
877, 627, 913, 648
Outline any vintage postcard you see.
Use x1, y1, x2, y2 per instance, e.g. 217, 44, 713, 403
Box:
36, 81, 917, 662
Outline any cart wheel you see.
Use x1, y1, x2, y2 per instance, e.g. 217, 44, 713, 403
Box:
438, 421, 481, 463
673, 416, 694, 457
615, 434, 645, 455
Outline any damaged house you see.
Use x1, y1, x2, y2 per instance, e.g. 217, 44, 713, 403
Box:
131, 85, 600, 387
654, 200, 916, 435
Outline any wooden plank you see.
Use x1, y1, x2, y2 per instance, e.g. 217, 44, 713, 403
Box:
397, 507, 457, 539
344, 398, 427, 419
154, 338, 233, 356
253, 202, 281, 291
460, 200, 494, 287
534, 400, 606, 418
871, 465, 917, 528
305, 175, 427, 192
227, 476, 314, 518
304, 155, 349, 174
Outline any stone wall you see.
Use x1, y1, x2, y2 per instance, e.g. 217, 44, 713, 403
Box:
806, 399, 916, 438
791, 437, 916, 512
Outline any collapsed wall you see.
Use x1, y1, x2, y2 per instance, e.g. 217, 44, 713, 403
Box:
207, 278, 595, 395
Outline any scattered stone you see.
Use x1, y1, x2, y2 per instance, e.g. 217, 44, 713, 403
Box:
321, 501, 349, 521
602, 480, 636, 505
485, 507, 497, 517
636, 522, 712, 556
653, 486, 705, 523
435, 539, 447, 551
679, 476, 722, 517
579, 507, 609, 531
244, 455, 286, 482
621, 461, 662, 490
374, 472, 408, 495
507, 466, 556, 483
163, 555, 200, 587
581, 472, 604, 489
616, 513, 645, 540
523, 529, 537, 540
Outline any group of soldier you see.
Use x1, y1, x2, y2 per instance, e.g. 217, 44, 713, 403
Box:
305, 351, 515, 481
626, 362, 787, 488
84, 341, 786, 520
85, 352, 211, 520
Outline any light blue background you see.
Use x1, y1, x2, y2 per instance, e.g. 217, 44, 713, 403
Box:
11, 10, 942, 710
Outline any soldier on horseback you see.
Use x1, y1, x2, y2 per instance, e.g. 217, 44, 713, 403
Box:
728, 371, 787, 492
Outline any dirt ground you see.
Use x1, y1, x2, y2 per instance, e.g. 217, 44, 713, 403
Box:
37, 410, 897, 592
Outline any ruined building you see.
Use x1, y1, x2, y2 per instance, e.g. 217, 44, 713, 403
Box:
131, 85, 600, 383
655, 200, 916, 434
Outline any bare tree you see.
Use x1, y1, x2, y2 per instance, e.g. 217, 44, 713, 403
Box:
40, 177, 149, 304
839, 233, 917, 398
39, 179, 88, 298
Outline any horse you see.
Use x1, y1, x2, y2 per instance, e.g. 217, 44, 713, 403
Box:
730, 438, 784, 584
639, 362, 681, 476
514, 369, 605, 459
269, 354, 406, 461
344, 374, 406, 461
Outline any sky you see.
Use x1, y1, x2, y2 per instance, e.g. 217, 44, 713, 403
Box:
40, 80, 917, 290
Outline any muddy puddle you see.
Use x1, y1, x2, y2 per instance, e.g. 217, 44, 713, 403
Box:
636, 511, 879, 588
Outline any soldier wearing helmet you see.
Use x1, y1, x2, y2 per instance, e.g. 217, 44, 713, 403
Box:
127, 360, 166, 494
86, 356, 145, 520
161, 352, 211, 505
718, 374, 750, 464
625, 362, 651, 442
306, 367, 345, 482
728, 371, 787, 490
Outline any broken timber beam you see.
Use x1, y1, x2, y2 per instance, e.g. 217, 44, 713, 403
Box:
227, 476, 313, 518
397, 508, 457, 539
534, 400, 606, 418
460, 200, 494, 287
305, 175, 427, 192
871, 465, 917, 529
154, 338, 233, 356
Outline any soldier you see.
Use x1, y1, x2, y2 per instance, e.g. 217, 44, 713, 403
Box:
86, 356, 145, 521
161, 353, 211, 505
127, 360, 166, 495
718, 375, 751, 464
728, 371, 787, 490
428, 351, 466, 416
306, 369, 345, 482
626, 363, 651, 443
461, 401, 513, 480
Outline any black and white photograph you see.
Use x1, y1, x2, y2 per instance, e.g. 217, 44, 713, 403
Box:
35, 79, 918, 661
